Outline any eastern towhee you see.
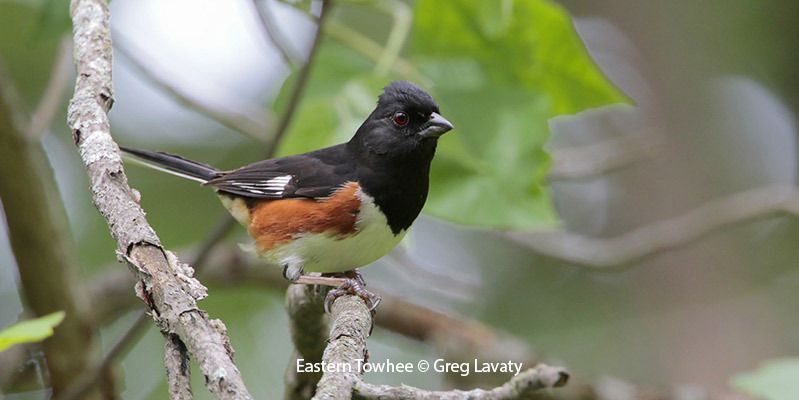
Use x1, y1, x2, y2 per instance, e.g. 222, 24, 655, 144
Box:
122, 81, 453, 311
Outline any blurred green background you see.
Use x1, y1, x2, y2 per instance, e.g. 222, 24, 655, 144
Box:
1, 0, 799, 399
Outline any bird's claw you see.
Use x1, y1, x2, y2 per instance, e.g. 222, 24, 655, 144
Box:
324, 278, 382, 314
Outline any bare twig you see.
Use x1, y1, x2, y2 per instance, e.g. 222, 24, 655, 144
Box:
29, 35, 74, 139
55, 314, 150, 400
67, 0, 252, 398
507, 185, 799, 268
370, 0, 412, 76
325, 20, 429, 85
251, 0, 300, 66
284, 0, 427, 84
0, 57, 108, 398
269, 0, 332, 155
353, 364, 569, 400
112, 33, 274, 143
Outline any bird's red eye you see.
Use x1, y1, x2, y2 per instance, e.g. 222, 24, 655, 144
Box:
393, 111, 409, 126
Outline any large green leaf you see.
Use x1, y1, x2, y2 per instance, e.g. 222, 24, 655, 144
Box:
731, 358, 799, 400
0, 311, 65, 352
276, 0, 625, 228
411, 0, 626, 228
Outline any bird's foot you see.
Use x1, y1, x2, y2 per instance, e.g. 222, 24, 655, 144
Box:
291, 270, 381, 315
323, 274, 381, 314
282, 260, 304, 282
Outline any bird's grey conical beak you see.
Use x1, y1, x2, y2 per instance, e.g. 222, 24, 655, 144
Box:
420, 112, 454, 138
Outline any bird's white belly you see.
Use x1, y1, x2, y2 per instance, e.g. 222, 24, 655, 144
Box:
262, 189, 405, 273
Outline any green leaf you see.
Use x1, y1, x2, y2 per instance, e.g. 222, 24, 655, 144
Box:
408, 0, 627, 228
413, 0, 627, 115
0, 311, 65, 352
274, 41, 388, 156
730, 358, 799, 400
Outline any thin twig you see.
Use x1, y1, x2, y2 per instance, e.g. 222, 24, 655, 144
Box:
67, 0, 252, 398
251, 0, 300, 66
548, 134, 665, 180
29, 35, 74, 139
326, 20, 429, 85
507, 185, 799, 268
113, 32, 274, 143
370, 0, 412, 76
268, 0, 333, 156
54, 313, 150, 400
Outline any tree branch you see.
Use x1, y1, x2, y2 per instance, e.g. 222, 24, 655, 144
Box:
0, 56, 109, 398
29, 34, 74, 139
507, 185, 799, 268
312, 296, 372, 399
353, 364, 569, 400
67, 0, 252, 398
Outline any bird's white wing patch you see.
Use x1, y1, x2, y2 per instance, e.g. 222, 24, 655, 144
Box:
225, 175, 292, 196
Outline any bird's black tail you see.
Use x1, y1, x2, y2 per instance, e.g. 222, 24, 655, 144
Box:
120, 146, 220, 184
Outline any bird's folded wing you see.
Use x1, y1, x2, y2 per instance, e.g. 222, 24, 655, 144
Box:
205, 150, 356, 200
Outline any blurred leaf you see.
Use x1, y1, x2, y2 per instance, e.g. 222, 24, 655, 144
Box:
0, 1, 69, 107
0, 311, 65, 352
730, 358, 799, 400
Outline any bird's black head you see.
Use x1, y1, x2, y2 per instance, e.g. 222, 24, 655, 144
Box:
349, 81, 454, 161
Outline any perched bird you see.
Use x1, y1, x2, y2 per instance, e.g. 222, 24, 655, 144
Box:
122, 81, 453, 311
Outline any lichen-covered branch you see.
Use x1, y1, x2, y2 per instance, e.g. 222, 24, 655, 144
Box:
0, 57, 109, 398
67, 0, 251, 398
353, 364, 569, 400
312, 296, 372, 400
